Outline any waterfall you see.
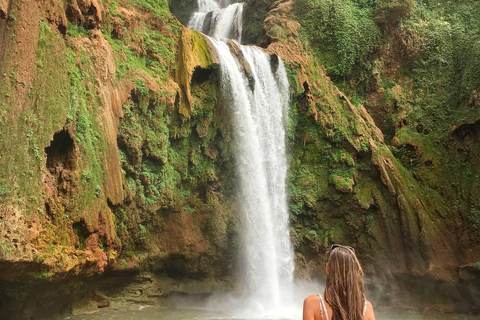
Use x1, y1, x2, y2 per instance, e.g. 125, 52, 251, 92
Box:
188, 1, 243, 42
187, 1, 295, 317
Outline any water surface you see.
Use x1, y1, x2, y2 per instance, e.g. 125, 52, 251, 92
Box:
63, 307, 480, 320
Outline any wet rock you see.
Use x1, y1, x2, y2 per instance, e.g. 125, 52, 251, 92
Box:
226, 39, 255, 90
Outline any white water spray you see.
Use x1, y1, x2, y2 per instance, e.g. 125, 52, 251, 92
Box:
187, 1, 299, 318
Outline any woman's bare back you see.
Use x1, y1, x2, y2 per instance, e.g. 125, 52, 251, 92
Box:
302, 294, 375, 320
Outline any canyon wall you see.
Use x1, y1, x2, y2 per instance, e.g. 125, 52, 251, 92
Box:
0, 0, 479, 318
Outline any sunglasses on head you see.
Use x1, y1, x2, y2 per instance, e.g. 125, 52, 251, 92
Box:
330, 244, 355, 252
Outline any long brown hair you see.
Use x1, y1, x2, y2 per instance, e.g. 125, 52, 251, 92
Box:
324, 246, 365, 320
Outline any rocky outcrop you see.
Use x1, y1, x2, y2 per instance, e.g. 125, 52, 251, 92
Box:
175, 27, 219, 117
66, 0, 102, 30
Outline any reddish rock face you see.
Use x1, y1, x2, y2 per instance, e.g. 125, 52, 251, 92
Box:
66, 0, 102, 30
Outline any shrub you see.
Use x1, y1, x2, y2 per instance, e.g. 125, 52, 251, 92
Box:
295, 0, 380, 85
375, 0, 414, 32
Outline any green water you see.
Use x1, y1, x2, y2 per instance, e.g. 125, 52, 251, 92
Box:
62, 307, 480, 320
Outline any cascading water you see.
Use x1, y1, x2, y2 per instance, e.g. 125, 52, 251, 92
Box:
187, 1, 297, 317
188, 1, 243, 42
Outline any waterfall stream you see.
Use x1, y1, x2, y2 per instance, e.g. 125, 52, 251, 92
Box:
188, 1, 243, 42
187, 1, 296, 317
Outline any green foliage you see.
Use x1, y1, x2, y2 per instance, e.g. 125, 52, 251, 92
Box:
391, 144, 420, 170
113, 69, 235, 250
26, 128, 42, 162
295, 0, 380, 84
183, 205, 195, 213
66, 22, 90, 38
0, 18, 69, 212
34, 270, 54, 279
103, 26, 177, 81
398, 0, 480, 136
375, 0, 414, 31
108, 0, 123, 17
471, 208, 480, 230
134, 0, 171, 18
167, 0, 196, 25
0, 240, 15, 255
66, 45, 107, 210
133, 78, 149, 96
330, 149, 354, 166
284, 62, 301, 93
100, 0, 181, 83
94, 185, 102, 197
329, 168, 354, 193
0, 183, 8, 196
242, 0, 275, 44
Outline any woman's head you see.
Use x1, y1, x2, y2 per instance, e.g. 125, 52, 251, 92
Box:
324, 245, 365, 320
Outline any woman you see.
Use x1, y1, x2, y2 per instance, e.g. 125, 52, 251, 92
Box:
303, 244, 375, 320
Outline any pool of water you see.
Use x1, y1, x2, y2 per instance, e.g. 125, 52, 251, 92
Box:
62, 306, 480, 320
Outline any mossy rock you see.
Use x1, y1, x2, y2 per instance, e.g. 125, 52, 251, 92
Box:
329, 174, 354, 193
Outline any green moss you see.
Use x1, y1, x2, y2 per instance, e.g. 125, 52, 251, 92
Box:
113, 53, 234, 250
393, 0, 480, 142
183, 205, 195, 213
355, 178, 376, 209
0, 183, 8, 197
295, 0, 380, 86
66, 46, 107, 210
0, 241, 15, 256
394, 127, 440, 158
101, 3, 180, 82
133, 78, 149, 96
471, 208, 480, 230
66, 21, 90, 38
331, 149, 355, 166
329, 173, 354, 193
0, 20, 70, 214
190, 31, 214, 66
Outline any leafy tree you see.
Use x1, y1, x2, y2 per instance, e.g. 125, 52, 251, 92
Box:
375, 0, 415, 32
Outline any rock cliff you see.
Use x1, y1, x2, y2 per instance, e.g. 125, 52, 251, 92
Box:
0, 0, 479, 318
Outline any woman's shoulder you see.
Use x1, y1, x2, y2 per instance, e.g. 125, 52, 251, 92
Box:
304, 294, 320, 304
364, 300, 375, 320
306, 294, 320, 299
303, 294, 322, 320
365, 300, 373, 309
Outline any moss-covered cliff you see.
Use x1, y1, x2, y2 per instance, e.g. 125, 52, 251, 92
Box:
267, 0, 480, 312
0, 0, 479, 318
0, 0, 238, 317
